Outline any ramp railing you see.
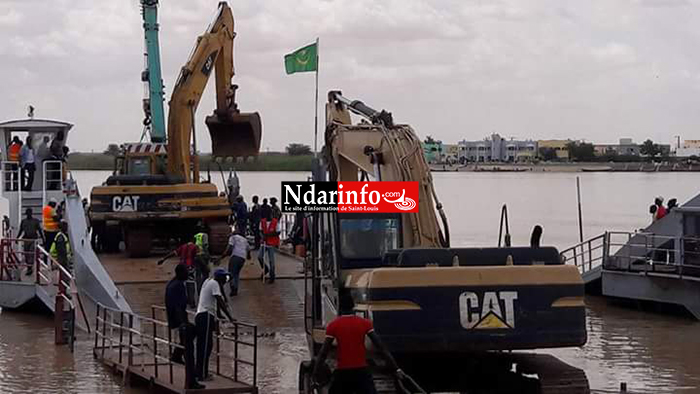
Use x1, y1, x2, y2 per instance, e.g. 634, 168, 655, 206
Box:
93, 303, 258, 389
0, 238, 84, 346
560, 233, 607, 275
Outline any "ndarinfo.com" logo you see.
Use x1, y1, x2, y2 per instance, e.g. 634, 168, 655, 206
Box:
281, 182, 419, 213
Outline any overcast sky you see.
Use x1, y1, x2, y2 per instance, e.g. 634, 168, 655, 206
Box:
1, 0, 698, 152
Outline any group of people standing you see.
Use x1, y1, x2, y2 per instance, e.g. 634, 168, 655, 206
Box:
16, 198, 71, 276
649, 196, 678, 223
6, 132, 68, 192
165, 264, 234, 390
231, 195, 282, 284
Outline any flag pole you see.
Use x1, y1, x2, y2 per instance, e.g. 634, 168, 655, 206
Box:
314, 37, 319, 155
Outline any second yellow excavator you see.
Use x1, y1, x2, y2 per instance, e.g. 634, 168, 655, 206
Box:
89, 1, 261, 257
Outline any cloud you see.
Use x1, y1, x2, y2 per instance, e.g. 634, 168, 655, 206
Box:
0, 0, 699, 153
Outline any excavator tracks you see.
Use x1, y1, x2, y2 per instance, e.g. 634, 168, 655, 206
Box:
511, 353, 590, 394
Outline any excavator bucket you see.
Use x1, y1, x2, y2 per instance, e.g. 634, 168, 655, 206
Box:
206, 111, 262, 157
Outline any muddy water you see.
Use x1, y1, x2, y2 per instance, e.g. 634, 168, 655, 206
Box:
1, 171, 700, 393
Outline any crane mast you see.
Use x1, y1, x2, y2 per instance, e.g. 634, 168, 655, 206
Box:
141, 0, 166, 143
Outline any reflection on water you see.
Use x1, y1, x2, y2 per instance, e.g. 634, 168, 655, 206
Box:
1, 171, 699, 393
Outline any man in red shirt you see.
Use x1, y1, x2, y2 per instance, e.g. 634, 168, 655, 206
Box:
158, 241, 198, 269
313, 291, 403, 393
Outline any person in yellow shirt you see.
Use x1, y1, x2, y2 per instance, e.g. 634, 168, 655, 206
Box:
43, 198, 60, 250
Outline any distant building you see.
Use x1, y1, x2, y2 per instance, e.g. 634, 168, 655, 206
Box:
675, 140, 700, 157
422, 141, 444, 164
594, 138, 640, 157
593, 138, 670, 158
444, 144, 459, 163
459, 134, 537, 163
538, 140, 571, 160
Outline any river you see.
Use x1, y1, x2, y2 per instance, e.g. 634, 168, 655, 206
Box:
0, 171, 698, 393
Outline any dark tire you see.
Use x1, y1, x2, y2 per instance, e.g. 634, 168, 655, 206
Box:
208, 221, 230, 255
125, 226, 152, 257
298, 361, 313, 394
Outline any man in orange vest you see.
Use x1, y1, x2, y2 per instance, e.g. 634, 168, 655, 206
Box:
258, 211, 280, 284
7, 136, 22, 191
43, 198, 60, 251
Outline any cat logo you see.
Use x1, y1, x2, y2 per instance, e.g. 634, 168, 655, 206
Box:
112, 196, 140, 213
459, 291, 518, 329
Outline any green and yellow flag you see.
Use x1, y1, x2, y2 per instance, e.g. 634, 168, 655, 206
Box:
284, 43, 318, 74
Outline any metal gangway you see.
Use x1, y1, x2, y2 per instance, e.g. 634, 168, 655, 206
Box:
93, 303, 259, 393
0, 237, 89, 349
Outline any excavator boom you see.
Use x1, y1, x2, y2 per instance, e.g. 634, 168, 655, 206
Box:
167, 1, 261, 182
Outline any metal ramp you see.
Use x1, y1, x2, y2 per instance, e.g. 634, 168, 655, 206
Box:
94, 304, 259, 393
62, 177, 133, 315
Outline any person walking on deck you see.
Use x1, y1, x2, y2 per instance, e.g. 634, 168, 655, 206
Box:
232, 196, 248, 235
195, 268, 234, 382
194, 225, 211, 289
50, 221, 71, 270
313, 291, 403, 394
165, 264, 203, 389
158, 238, 200, 287
18, 208, 44, 276
258, 211, 280, 284
270, 197, 282, 220
219, 228, 249, 296
259, 198, 271, 223
43, 198, 60, 253
19, 136, 36, 191
249, 195, 261, 249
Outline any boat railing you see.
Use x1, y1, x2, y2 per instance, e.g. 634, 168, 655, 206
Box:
1, 160, 23, 228
604, 231, 700, 279
0, 237, 85, 346
42, 160, 64, 208
562, 231, 700, 279
0, 238, 75, 305
93, 303, 258, 389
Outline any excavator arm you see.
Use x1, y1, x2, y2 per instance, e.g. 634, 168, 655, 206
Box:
167, 1, 261, 183
324, 90, 450, 248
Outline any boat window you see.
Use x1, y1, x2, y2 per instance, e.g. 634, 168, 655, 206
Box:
128, 157, 151, 176
339, 218, 400, 260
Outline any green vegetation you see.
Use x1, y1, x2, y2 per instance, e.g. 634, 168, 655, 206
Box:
640, 139, 661, 158
285, 143, 312, 156
565, 141, 596, 161
66, 152, 315, 171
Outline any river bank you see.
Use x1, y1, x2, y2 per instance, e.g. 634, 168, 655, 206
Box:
67, 152, 315, 171
67, 152, 699, 173
431, 162, 700, 172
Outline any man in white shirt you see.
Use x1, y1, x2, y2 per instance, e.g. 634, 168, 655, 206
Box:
195, 268, 234, 381
219, 229, 250, 296
19, 136, 36, 191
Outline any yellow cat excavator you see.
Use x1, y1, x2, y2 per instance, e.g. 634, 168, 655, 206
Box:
89, 2, 261, 257
299, 91, 590, 393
